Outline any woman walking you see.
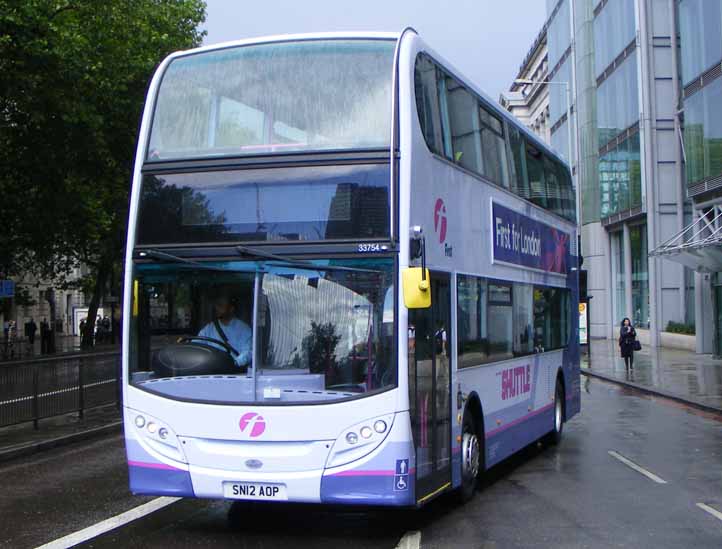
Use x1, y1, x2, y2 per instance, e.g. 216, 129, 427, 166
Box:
619, 317, 637, 370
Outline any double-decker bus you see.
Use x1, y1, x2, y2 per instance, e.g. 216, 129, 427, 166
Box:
123, 30, 580, 507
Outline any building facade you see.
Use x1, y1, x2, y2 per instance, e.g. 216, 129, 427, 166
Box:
507, 0, 722, 353
499, 25, 551, 143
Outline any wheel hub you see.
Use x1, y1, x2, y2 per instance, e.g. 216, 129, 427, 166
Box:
461, 431, 480, 480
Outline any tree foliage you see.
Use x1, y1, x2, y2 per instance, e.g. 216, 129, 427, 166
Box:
0, 0, 206, 343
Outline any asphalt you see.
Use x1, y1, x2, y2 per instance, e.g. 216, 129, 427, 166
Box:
1, 376, 721, 549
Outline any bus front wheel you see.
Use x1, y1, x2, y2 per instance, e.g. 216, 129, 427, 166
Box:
457, 408, 482, 503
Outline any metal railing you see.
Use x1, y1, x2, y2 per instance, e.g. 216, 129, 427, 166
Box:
0, 350, 121, 429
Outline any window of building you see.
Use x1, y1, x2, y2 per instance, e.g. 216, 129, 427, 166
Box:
611, 231, 626, 324
597, 51, 639, 146
678, 0, 722, 86
630, 224, 649, 329
599, 131, 641, 218
593, 0, 637, 77
684, 76, 722, 186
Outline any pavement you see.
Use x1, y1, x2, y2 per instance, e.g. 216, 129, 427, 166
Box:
581, 338, 722, 413
0, 404, 122, 463
1, 334, 119, 363
1, 377, 721, 548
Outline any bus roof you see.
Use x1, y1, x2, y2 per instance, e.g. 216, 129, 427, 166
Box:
166, 31, 402, 60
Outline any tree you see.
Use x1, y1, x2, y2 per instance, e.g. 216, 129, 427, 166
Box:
0, 0, 206, 346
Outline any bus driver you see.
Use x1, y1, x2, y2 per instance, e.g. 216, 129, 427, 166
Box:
198, 293, 252, 368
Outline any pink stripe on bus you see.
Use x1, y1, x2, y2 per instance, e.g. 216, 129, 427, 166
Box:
128, 460, 180, 471
485, 403, 555, 438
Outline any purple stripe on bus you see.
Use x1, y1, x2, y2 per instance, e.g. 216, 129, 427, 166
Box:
331, 468, 417, 477
127, 460, 181, 471
485, 402, 554, 438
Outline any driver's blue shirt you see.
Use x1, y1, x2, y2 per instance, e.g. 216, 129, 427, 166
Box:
198, 318, 252, 367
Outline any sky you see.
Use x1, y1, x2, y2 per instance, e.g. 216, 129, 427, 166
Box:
202, 0, 547, 102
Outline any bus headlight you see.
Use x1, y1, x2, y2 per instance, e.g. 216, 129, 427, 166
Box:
128, 409, 186, 463
327, 414, 394, 469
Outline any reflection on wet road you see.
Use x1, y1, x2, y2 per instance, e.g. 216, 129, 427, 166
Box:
2, 377, 721, 549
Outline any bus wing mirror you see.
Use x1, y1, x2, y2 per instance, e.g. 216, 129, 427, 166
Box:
402, 268, 431, 309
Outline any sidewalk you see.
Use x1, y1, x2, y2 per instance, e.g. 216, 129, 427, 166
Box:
582, 338, 722, 413
1, 334, 119, 363
0, 404, 122, 462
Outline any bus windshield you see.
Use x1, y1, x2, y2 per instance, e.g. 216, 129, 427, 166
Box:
129, 258, 395, 404
147, 39, 396, 161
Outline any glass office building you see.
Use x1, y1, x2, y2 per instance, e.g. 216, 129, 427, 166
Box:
675, 0, 722, 356
511, 0, 718, 351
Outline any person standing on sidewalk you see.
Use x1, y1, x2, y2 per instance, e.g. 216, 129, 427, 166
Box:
27, 318, 37, 345
619, 317, 637, 370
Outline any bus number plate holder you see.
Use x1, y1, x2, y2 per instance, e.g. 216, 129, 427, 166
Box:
223, 481, 288, 501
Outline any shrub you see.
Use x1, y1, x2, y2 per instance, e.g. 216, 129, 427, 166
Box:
665, 321, 696, 335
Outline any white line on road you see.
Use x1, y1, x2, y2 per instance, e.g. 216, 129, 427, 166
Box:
608, 450, 667, 484
34, 496, 180, 549
697, 503, 722, 523
395, 530, 421, 549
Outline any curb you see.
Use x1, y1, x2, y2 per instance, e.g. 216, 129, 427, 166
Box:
581, 369, 722, 416
0, 421, 123, 464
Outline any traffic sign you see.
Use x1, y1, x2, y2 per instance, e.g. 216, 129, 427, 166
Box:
0, 280, 15, 298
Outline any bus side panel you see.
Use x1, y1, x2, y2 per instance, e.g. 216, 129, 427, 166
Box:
457, 351, 562, 469
565, 250, 582, 420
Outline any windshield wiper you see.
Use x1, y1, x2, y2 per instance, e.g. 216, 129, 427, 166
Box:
134, 249, 235, 272
234, 245, 381, 274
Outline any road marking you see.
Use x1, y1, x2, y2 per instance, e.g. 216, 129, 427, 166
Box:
697, 503, 722, 523
35, 496, 180, 549
608, 450, 667, 484
395, 530, 421, 549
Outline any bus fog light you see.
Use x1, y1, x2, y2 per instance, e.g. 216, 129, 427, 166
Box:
360, 426, 372, 439
346, 432, 358, 445
373, 420, 387, 434
147, 422, 158, 434
158, 427, 169, 440
134, 415, 146, 428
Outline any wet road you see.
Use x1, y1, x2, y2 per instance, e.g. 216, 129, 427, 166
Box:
2, 377, 722, 549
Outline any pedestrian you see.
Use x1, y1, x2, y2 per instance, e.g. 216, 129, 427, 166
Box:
618, 317, 637, 370
27, 317, 37, 345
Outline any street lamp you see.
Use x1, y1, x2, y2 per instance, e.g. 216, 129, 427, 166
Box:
514, 78, 580, 228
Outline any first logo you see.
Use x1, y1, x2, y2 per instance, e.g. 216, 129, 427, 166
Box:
239, 412, 266, 437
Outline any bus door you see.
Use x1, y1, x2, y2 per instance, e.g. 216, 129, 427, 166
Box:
409, 272, 451, 502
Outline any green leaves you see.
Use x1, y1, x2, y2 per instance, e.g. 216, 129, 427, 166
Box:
0, 0, 206, 285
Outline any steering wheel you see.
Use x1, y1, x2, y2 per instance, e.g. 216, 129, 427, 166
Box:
177, 336, 238, 357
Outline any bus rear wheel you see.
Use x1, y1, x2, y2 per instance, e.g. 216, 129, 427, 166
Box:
545, 378, 564, 446
456, 408, 481, 503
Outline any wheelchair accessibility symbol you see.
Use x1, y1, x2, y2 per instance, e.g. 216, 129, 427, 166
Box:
394, 459, 409, 491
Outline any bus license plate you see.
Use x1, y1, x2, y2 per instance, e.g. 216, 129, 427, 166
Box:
223, 481, 287, 501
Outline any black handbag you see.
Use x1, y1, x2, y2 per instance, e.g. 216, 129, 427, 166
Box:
633, 340, 642, 351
